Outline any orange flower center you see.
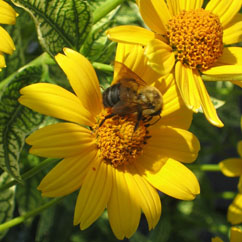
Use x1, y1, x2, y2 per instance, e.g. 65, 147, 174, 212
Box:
166, 8, 223, 70
93, 109, 150, 168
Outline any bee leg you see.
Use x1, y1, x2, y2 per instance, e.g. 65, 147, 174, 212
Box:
147, 115, 161, 127
99, 113, 116, 127
134, 110, 143, 132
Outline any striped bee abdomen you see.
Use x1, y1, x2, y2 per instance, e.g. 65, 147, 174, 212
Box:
102, 83, 121, 107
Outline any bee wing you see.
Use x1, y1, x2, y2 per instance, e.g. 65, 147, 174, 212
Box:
112, 100, 140, 115
112, 61, 147, 89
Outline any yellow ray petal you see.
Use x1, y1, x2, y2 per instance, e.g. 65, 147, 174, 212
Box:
171, 0, 203, 12
223, 14, 242, 45
237, 141, 242, 158
19, 83, 94, 126
193, 70, 224, 127
231, 227, 242, 242
156, 74, 193, 129
125, 165, 161, 230
26, 123, 96, 158
142, 158, 200, 200
148, 126, 200, 163
106, 25, 155, 46
138, 0, 171, 34
55, 49, 102, 116
216, 47, 242, 66
107, 168, 141, 240
202, 65, 242, 77
175, 62, 201, 112
145, 39, 175, 76
0, 0, 17, 24
205, 0, 242, 27
0, 52, 6, 68
219, 158, 242, 177
228, 193, 242, 225
38, 151, 96, 197
74, 160, 112, 229
211, 237, 223, 242
0, 26, 15, 54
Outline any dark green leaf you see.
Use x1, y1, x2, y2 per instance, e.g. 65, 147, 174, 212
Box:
12, 0, 93, 56
0, 172, 15, 240
0, 66, 45, 182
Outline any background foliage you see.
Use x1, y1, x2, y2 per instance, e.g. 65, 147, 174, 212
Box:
0, 0, 241, 241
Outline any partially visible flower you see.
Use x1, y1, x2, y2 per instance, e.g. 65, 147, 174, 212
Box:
107, 0, 242, 128
0, 0, 17, 70
227, 193, 242, 225
212, 227, 242, 242
19, 44, 200, 239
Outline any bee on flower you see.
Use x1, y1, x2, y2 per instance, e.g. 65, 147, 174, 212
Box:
107, 0, 242, 128
18, 43, 200, 239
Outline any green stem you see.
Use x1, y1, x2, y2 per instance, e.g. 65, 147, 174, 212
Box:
93, 0, 125, 24
218, 191, 236, 200
0, 158, 59, 192
0, 197, 63, 231
93, 62, 114, 72
202, 74, 242, 82
0, 52, 55, 90
187, 164, 220, 172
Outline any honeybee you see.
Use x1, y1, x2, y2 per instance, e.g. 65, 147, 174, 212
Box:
101, 62, 163, 131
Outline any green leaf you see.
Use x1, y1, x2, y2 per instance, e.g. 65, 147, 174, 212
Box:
0, 66, 45, 182
0, 172, 15, 240
11, 0, 93, 56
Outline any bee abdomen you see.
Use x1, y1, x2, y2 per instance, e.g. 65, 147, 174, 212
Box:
103, 83, 121, 107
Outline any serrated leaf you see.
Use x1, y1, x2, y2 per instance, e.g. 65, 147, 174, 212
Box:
0, 172, 15, 240
11, 0, 93, 56
0, 66, 45, 182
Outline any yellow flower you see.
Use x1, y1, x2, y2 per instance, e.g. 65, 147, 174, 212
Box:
0, 0, 17, 70
18, 44, 200, 239
212, 227, 242, 242
227, 193, 242, 225
106, 0, 242, 128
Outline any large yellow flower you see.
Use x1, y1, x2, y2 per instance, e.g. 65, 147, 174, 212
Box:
18, 44, 200, 239
0, 0, 17, 70
107, 0, 242, 128
212, 227, 242, 242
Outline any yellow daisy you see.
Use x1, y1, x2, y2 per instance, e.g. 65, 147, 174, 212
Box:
18, 44, 200, 239
106, 0, 242, 128
212, 227, 242, 242
0, 0, 17, 70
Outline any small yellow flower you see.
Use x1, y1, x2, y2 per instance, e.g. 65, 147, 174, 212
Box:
107, 0, 242, 128
212, 227, 242, 242
0, 0, 17, 70
18, 44, 200, 239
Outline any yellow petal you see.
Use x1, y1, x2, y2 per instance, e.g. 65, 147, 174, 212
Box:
219, 158, 242, 177
216, 47, 242, 66
228, 194, 242, 225
223, 14, 242, 45
38, 151, 97, 197
156, 74, 193, 130
0, 0, 17, 24
26, 123, 96, 158
107, 167, 141, 240
74, 160, 112, 229
0, 52, 6, 68
232, 81, 242, 87
142, 158, 200, 200
148, 126, 200, 163
167, 0, 203, 14
175, 62, 201, 112
203, 65, 242, 76
193, 70, 224, 127
55, 49, 102, 116
205, 0, 242, 27
19, 83, 94, 126
0, 26, 15, 54
145, 39, 175, 76
211, 237, 223, 242
106, 25, 155, 46
237, 141, 242, 158
114, 43, 161, 85
138, 0, 171, 34
231, 227, 242, 242
126, 165, 161, 230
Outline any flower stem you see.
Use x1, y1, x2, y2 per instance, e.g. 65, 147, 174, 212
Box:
93, 62, 113, 72
218, 191, 236, 200
93, 0, 125, 24
0, 158, 59, 192
187, 164, 220, 172
0, 197, 63, 231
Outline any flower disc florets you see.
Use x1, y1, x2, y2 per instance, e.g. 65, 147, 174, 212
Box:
94, 110, 150, 167
166, 8, 223, 70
